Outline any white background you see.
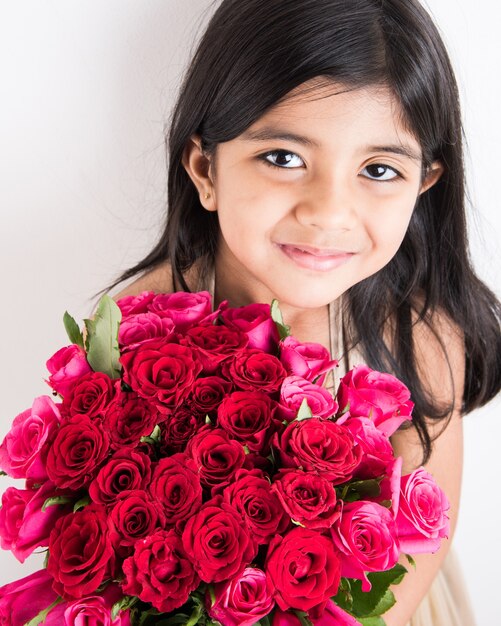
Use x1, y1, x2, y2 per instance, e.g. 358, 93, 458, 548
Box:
0, 2, 499, 624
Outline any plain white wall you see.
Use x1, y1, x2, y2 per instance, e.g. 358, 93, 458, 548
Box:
0, 2, 499, 624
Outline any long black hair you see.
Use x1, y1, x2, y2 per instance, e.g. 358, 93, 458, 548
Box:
106, 0, 501, 463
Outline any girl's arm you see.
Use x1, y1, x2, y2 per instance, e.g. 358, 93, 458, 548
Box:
384, 311, 466, 626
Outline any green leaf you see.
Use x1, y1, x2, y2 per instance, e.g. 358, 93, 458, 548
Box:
84, 295, 122, 379
112, 595, 138, 620
140, 424, 161, 445
405, 554, 417, 570
293, 611, 314, 626
41, 495, 73, 512
358, 617, 387, 626
63, 311, 84, 348
295, 398, 313, 421
73, 495, 91, 513
340, 478, 382, 503
271, 299, 291, 339
346, 565, 408, 618
23, 597, 64, 626
0, 470, 7, 477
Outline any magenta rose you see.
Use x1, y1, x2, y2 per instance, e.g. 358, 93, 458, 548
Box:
118, 311, 175, 350
46, 415, 110, 490
275, 418, 361, 484
148, 291, 213, 331
279, 336, 338, 385
265, 527, 341, 612
120, 339, 202, 411
343, 416, 396, 479
396, 468, 450, 554
278, 375, 338, 421
116, 290, 156, 316
224, 469, 290, 544
89, 448, 152, 506
45, 344, 92, 398
103, 391, 160, 449
208, 567, 275, 626
337, 365, 414, 436
47, 504, 114, 599
149, 453, 203, 527
64, 585, 131, 626
182, 497, 257, 583
186, 426, 246, 491
62, 371, 115, 419
159, 406, 203, 454
217, 390, 277, 453
330, 501, 399, 591
221, 348, 287, 394
183, 324, 249, 374
272, 602, 362, 625
189, 375, 233, 417
122, 528, 199, 613
0, 569, 66, 626
220, 302, 280, 352
0, 395, 61, 482
272, 469, 340, 530
0, 480, 72, 562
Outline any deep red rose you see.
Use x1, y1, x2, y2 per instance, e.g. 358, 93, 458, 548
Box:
120, 340, 202, 411
103, 391, 160, 449
159, 407, 203, 454
186, 426, 246, 492
149, 453, 203, 527
122, 529, 199, 613
47, 505, 113, 599
46, 415, 110, 490
217, 391, 277, 453
224, 469, 289, 544
220, 303, 280, 353
265, 527, 341, 612
182, 497, 256, 583
275, 418, 361, 485
108, 490, 164, 558
182, 325, 248, 374
271, 470, 340, 530
116, 291, 156, 317
188, 375, 233, 417
62, 371, 115, 419
221, 349, 287, 394
89, 448, 152, 506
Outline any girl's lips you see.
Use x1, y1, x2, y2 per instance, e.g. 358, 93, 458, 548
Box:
277, 243, 354, 272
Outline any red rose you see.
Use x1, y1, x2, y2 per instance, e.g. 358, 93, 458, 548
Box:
120, 339, 202, 411
159, 407, 203, 454
108, 489, 164, 558
118, 312, 175, 351
103, 391, 160, 449
182, 497, 256, 583
189, 375, 233, 417
186, 426, 246, 492
47, 505, 113, 599
217, 391, 277, 453
220, 303, 280, 353
148, 291, 213, 331
275, 418, 361, 485
221, 349, 287, 394
224, 469, 289, 544
265, 527, 341, 612
62, 371, 115, 419
182, 325, 248, 374
46, 415, 110, 490
122, 528, 199, 613
149, 453, 203, 527
89, 448, 152, 506
336, 365, 414, 436
271, 469, 340, 530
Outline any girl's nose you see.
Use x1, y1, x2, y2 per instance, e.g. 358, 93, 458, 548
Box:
294, 175, 358, 231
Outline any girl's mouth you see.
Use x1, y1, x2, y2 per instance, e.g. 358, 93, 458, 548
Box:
276, 243, 355, 272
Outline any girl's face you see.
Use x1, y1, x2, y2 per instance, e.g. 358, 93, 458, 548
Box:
185, 81, 443, 311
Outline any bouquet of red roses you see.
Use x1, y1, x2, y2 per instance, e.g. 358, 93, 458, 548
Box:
0, 291, 450, 626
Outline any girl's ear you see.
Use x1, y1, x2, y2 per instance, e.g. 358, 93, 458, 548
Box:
419, 160, 445, 195
181, 134, 216, 211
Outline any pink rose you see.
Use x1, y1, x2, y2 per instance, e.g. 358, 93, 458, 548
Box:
330, 501, 399, 591
45, 344, 92, 398
116, 291, 156, 316
0, 481, 72, 562
220, 302, 280, 352
396, 468, 450, 554
343, 417, 395, 479
0, 395, 61, 481
336, 366, 413, 436
118, 312, 175, 350
148, 291, 213, 331
208, 568, 275, 626
64, 585, 131, 626
278, 375, 338, 420
279, 337, 338, 384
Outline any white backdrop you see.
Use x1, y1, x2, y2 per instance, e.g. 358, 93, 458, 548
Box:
0, 2, 499, 624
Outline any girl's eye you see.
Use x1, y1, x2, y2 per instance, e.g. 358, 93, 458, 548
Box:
260, 150, 304, 169
361, 163, 401, 181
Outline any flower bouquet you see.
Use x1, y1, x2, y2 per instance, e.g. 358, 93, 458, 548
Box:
0, 291, 450, 626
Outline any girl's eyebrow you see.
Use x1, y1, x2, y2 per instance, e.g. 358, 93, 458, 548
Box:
241, 126, 422, 162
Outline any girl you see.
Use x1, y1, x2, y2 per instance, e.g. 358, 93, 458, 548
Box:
18, 0, 498, 624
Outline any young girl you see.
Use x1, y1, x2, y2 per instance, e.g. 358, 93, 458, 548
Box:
106, 0, 501, 624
